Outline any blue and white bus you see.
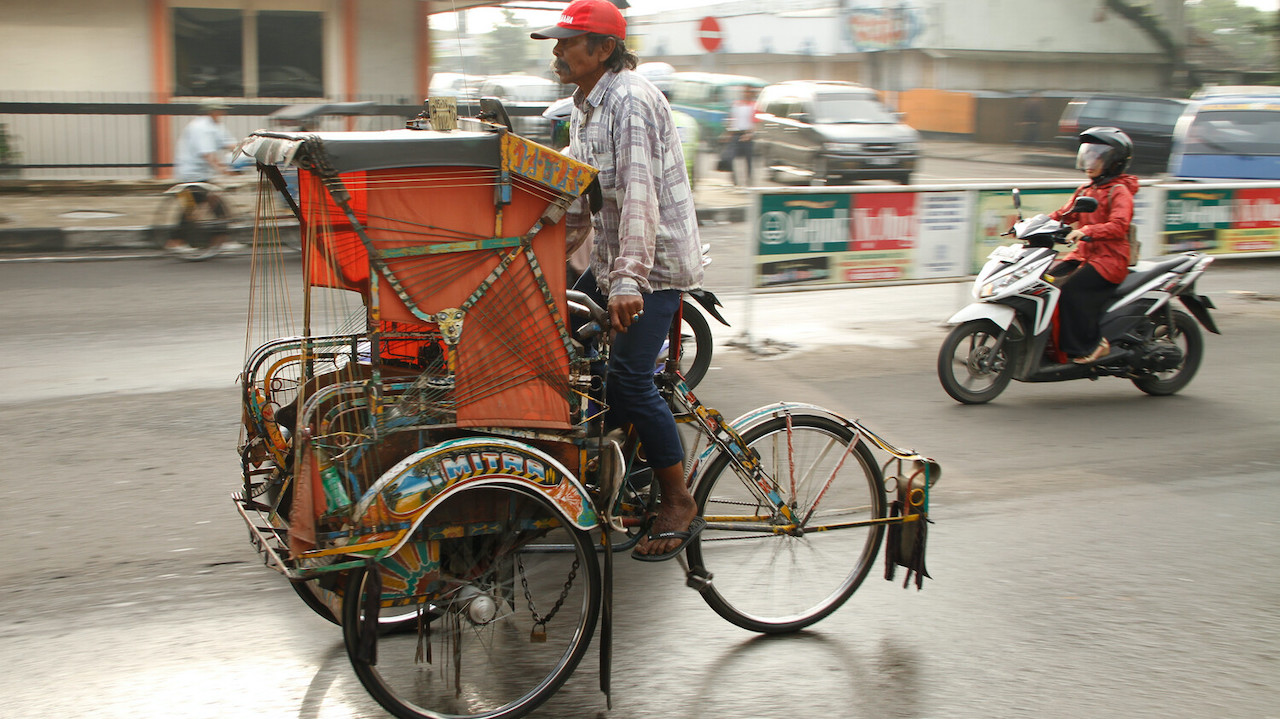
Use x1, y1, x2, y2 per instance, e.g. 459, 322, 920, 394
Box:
1168, 87, 1280, 180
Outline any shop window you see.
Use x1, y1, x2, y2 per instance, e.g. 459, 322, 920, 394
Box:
173, 8, 324, 98
173, 8, 244, 97
257, 11, 324, 98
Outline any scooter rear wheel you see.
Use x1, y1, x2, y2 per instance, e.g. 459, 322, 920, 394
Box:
1131, 309, 1203, 396
938, 319, 1013, 404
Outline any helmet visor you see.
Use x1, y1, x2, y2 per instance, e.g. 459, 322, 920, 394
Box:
1076, 143, 1109, 172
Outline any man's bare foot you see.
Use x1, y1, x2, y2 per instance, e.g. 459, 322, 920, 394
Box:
634, 497, 698, 557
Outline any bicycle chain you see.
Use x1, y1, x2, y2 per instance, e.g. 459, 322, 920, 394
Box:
517, 553, 579, 641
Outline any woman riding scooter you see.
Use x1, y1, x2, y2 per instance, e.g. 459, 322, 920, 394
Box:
1047, 126, 1138, 364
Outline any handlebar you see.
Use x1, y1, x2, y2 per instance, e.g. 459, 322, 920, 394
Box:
567, 289, 609, 340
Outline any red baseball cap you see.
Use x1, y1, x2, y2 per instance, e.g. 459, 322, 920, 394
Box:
530, 0, 626, 40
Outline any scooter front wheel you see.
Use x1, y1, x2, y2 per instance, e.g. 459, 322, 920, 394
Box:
667, 300, 714, 389
938, 319, 1014, 404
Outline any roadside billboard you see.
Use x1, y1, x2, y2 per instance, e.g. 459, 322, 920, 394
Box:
1163, 186, 1280, 254
752, 189, 968, 289
747, 181, 1276, 293
971, 187, 1074, 273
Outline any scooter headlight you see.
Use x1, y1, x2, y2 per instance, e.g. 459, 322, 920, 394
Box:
979, 265, 1037, 298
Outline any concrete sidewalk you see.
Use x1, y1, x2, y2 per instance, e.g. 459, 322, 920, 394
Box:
0, 139, 1073, 259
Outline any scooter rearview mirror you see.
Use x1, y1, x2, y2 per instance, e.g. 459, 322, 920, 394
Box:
1071, 196, 1099, 214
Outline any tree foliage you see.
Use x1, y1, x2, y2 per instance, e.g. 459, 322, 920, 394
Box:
1107, 0, 1179, 57
478, 10, 534, 76
0, 123, 19, 165
431, 9, 539, 77
1186, 0, 1277, 69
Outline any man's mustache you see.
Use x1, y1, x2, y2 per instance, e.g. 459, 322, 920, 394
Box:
550, 58, 570, 75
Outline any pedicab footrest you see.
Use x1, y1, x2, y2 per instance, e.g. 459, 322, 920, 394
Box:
232, 491, 300, 579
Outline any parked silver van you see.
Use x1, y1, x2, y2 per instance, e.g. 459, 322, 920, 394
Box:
754, 80, 918, 185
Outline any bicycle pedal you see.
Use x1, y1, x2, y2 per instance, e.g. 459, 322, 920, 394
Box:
685, 566, 713, 593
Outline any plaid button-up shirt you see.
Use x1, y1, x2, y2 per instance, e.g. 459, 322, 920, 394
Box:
566, 69, 703, 298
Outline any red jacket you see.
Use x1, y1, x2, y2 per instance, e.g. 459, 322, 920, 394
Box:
1048, 174, 1138, 284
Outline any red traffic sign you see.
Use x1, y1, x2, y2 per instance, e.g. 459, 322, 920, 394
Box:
698, 16, 722, 52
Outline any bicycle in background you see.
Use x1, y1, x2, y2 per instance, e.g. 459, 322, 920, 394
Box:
153, 172, 301, 261
152, 178, 243, 261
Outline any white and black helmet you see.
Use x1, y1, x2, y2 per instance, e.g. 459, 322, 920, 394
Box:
1076, 126, 1133, 179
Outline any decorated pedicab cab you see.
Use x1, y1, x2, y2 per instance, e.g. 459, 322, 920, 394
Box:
233, 103, 940, 719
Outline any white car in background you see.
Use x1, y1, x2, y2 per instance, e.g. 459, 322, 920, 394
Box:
477, 74, 567, 144
428, 72, 483, 102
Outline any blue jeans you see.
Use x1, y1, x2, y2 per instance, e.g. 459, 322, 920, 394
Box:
575, 271, 685, 469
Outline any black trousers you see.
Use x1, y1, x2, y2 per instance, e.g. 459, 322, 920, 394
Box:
1051, 260, 1117, 357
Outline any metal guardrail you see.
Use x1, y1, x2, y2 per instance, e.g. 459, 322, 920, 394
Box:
0, 98, 554, 178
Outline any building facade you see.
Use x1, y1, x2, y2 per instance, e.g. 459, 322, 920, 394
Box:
0, 0, 438, 177
0, 0, 1195, 177
630, 0, 1188, 96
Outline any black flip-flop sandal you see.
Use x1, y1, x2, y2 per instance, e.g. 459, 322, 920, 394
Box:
631, 517, 707, 563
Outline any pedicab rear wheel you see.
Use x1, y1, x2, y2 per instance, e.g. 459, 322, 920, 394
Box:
686, 413, 886, 634
342, 484, 601, 719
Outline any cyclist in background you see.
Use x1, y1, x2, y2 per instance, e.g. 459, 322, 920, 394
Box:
166, 98, 241, 253
175, 97, 236, 181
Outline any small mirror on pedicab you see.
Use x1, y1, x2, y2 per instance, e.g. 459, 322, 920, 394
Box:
478, 97, 513, 132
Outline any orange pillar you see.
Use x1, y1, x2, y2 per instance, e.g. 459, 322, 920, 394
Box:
343, 0, 359, 129
416, 1, 431, 103
151, 0, 172, 178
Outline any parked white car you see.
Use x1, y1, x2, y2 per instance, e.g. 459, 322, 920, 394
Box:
477, 75, 566, 144
428, 72, 483, 101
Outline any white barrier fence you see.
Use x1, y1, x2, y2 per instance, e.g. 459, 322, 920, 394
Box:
732, 180, 1280, 348
744, 180, 1280, 293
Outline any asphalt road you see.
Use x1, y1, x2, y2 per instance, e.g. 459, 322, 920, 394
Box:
1, 207, 1278, 716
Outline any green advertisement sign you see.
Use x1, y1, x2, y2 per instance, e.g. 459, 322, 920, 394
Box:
972, 188, 1075, 273
1163, 187, 1280, 254
756, 193, 851, 256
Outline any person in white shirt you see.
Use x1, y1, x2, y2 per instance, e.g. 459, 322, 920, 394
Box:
726, 85, 758, 186
174, 98, 236, 182
166, 98, 241, 253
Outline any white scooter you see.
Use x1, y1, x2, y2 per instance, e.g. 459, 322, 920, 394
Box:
937, 189, 1219, 404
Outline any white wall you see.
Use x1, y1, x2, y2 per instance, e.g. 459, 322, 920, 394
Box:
636, 8, 843, 58
631, 0, 1184, 92
356, 0, 419, 100
0, 0, 153, 95
925, 0, 1172, 55
634, 0, 1182, 57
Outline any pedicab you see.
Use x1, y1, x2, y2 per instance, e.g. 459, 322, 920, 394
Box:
233, 101, 941, 719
